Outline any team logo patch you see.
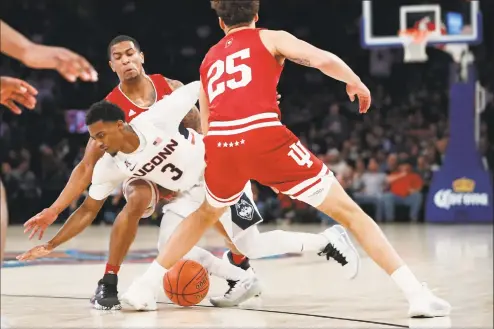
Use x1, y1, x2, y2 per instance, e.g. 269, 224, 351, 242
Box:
235, 198, 254, 221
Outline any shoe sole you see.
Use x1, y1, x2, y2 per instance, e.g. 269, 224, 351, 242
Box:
92, 300, 122, 311
409, 308, 451, 318
330, 225, 361, 280
210, 281, 263, 308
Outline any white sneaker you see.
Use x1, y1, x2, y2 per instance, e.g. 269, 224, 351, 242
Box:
408, 283, 451, 318
210, 274, 262, 307
318, 225, 360, 279
222, 250, 262, 297
120, 277, 158, 311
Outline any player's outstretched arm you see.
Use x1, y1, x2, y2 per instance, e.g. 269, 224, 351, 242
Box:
16, 196, 105, 261
265, 30, 361, 84
262, 30, 371, 113
146, 81, 201, 129
0, 20, 97, 82
23, 139, 104, 240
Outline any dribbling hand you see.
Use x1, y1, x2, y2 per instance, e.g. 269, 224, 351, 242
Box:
346, 81, 371, 113
23, 208, 59, 240
0, 76, 38, 114
16, 243, 54, 261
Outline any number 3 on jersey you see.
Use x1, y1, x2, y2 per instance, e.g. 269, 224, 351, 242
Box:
207, 48, 252, 102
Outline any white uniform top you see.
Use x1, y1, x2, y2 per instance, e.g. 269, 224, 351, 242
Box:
89, 81, 205, 201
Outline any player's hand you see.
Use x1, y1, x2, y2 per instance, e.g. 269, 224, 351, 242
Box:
0, 76, 38, 114
16, 243, 54, 261
22, 44, 98, 83
346, 81, 371, 113
277, 93, 282, 105
23, 208, 59, 240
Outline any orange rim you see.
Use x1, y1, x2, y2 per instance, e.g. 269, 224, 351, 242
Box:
398, 29, 430, 43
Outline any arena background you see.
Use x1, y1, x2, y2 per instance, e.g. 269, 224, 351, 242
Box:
1, 0, 493, 226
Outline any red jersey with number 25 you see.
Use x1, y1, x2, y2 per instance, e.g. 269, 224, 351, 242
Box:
200, 29, 283, 123
105, 74, 173, 123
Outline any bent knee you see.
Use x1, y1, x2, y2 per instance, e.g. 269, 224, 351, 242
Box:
125, 181, 154, 215
318, 182, 366, 227
197, 201, 227, 225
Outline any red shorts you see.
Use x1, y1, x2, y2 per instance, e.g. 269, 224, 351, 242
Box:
204, 113, 334, 208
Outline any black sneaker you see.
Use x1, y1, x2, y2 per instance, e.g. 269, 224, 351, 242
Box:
90, 273, 121, 310
223, 250, 262, 297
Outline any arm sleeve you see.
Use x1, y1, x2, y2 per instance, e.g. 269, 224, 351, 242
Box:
139, 81, 200, 130
88, 156, 125, 200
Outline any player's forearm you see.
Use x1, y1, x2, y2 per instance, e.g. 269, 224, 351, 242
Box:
315, 52, 361, 85
50, 162, 93, 215
182, 105, 202, 133
0, 21, 34, 64
48, 201, 101, 248
272, 30, 361, 85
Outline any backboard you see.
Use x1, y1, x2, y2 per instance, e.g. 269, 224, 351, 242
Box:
360, 0, 482, 49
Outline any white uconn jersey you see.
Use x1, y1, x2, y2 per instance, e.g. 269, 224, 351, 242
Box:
89, 81, 204, 201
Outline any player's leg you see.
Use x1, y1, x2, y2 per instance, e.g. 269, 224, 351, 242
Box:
257, 127, 449, 317
315, 181, 450, 317
0, 182, 7, 329
120, 210, 252, 311
1, 180, 8, 265
157, 210, 250, 282
91, 178, 155, 310
214, 222, 259, 291
121, 142, 260, 309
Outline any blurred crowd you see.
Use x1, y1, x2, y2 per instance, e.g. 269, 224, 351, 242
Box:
1, 0, 494, 225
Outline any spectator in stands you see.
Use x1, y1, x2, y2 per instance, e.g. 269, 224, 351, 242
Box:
382, 160, 424, 222
326, 148, 350, 177
353, 158, 387, 221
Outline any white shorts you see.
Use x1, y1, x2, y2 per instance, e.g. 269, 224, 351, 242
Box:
160, 180, 263, 244
122, 177, 159, 218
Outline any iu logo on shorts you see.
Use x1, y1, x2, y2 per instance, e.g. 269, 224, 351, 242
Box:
288, 141, 313, 168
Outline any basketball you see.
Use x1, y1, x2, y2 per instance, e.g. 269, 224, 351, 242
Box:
163, 259, 210, 307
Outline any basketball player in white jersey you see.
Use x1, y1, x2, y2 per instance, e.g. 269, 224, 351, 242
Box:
18, 81, 360, 310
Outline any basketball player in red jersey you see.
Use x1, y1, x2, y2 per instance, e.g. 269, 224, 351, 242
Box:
123, 1, 451, 318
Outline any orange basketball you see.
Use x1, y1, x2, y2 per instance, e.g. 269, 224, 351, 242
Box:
163, 259, 210, 307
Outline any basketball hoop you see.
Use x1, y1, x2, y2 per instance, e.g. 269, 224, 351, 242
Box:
398, 29, 431, 62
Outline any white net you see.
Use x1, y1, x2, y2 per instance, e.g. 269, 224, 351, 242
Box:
399, 29, 431, 62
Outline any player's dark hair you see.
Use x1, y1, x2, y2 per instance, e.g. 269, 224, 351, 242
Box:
86, 101, 125, 126
107, 35, 141, 59
211, 0, 260, 27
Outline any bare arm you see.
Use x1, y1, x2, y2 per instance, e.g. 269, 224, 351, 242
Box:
0, 20, 97, 82
23, 139, 104, 240
0, 20, 33, 61
261, 30, 361, 85
50, 139, 104, 214
47, 196, 105, 249
166, 78, 202, 133
17, 195, 105, 260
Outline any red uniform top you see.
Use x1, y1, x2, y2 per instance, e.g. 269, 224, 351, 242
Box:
105, 74, 173, 122
199, 28, 283, 123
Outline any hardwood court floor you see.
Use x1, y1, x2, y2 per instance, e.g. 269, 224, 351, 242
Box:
1, 223, 492, 328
